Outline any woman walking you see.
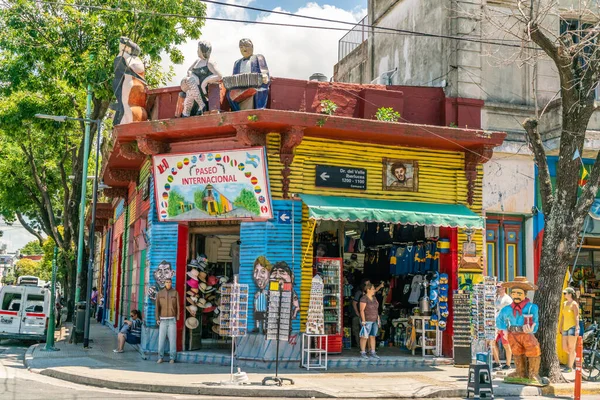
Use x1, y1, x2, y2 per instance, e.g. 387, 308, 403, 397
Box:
559, 287, 579, 373
359, 283, 381, 359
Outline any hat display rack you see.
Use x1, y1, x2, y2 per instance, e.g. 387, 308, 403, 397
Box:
219, 275, 249, 385
185, 254, 230, 349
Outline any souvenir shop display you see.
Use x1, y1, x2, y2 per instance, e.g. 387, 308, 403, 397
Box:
262, 279, 294, 386
453, 290, 472, 365
185, 255, 229, 350
471, 277, 496, 359
219, 277, 249, 385
306, 275, 325, 334
314, 258, 343, 353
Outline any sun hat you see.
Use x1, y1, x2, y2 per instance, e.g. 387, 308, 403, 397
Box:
203, 305, 216, 313
218, 276, 229, 284
207, 275, 218, 286
563, 287, 576, 295
502, 276, 537, 292
186, 296, 198, 305
187, 279, 199, 289
185, 317, 199, 329
187, 269, 200, 280
197, 298, 207, 308
199, 300, 212, 309
198, 271, 207, 283
186, 290, 197, 296
186, 305, 198, 316
211, 325, 222, 335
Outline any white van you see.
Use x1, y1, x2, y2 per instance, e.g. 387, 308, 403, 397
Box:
0, 285, 50, 342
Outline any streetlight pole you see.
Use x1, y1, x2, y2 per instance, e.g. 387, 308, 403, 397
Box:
83, 120, 102, 348
35, 109, 103, 347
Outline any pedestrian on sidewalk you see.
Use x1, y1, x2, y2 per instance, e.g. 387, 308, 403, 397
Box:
114, 309, 142, 353
359, 283, 381, 359
156, 277, 180, 364
491, 282, 512, 370
559, 286, 580, 373
91, 287, 98, 318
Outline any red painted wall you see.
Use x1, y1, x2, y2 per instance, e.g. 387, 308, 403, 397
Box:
439, 227, 458, 358
175, 224, 189, 352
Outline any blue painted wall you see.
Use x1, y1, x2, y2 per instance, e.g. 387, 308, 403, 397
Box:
240, 199, 303, 332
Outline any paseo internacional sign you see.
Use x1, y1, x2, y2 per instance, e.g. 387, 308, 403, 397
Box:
152, 147, 273, 222
315, 165, 367, 190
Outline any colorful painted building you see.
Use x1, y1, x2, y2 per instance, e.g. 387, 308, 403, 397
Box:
94, 78, 506, 361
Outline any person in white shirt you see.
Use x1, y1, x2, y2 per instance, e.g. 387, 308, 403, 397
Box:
492, 282, 513, 370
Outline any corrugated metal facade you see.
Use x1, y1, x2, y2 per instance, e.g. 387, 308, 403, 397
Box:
239, 199, 302, 332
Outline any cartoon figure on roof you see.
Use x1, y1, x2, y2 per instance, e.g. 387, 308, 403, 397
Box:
180, 40, 223, 117
496, 277, 545, 386
112, 37, 148, 125
224, 38, 270, 111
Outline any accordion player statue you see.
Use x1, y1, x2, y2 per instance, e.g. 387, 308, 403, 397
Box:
225, 38, 270, 111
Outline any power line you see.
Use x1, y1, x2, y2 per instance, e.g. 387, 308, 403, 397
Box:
31, 0, 541, 50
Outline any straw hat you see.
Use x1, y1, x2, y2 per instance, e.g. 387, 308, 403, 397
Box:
199, 301, 212, 309
186, 290, 197, 296
199, 282, 216, 294
185, 317, 199, 329
187, 269, 200, 280
186, 305, 198, 316
186, 278, 199, 289
218, 276, 229, 285
196, 298, 207, 308
186, 297, 198, 306
198, 271, 207, 283
207, 275, 218, 286
211, 325, 222, 335
502, 276, 537, 292
203, 305, 216, 313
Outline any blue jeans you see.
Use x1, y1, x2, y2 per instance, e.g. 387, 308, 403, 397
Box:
158, 318, 177, 360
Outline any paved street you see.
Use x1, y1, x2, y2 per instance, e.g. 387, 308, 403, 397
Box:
1, 339, 599, 399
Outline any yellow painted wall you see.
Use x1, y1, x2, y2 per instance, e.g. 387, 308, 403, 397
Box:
266, 134, 485, 327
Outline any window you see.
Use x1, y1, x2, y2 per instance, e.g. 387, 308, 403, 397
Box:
25, 294, 44, 313
486, 217, 524, 281
1, 293, 21, 311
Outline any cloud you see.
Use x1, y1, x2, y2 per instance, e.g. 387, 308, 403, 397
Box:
165, 2, 366, 85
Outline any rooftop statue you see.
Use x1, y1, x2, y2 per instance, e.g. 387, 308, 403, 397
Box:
112, 37, 148, 125
180, 41, 223, 117
224, 39, 270, 111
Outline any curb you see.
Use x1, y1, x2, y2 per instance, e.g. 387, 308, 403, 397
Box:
23, 343, 38, 369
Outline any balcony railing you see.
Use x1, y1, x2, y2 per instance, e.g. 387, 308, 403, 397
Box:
338, 15, 368, 61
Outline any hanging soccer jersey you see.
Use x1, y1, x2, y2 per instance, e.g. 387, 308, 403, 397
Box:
408, 275, 423, 305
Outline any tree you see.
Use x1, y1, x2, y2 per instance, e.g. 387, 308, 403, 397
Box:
0, 0, 206, 313
167, 190, 185, 217
20, 240, 44, 255
470, 1, 600, 382
234, 189, 260, 215
14, 258, 50, 281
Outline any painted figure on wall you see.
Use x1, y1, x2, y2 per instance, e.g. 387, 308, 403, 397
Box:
252, 256, 271, 333
496, 277, 543, 385
147, 261, 176, 302
225, 38, 270, 111
181, 40, 223, 117
383, 159, 418, 192
112, 36, 148, 125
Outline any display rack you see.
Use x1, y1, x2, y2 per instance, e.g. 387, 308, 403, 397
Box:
471, 277, 496, 361
219, 277, 249, 385
453, 290, 472, 365
262, 279, 294, 386
410, 315, 441, 357
315, 257, 343, 353
306, 275, 325, 334
301, 334, 328, 370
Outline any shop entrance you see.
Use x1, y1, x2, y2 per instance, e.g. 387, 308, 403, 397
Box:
184, 224, 240, 351
313, 220, 446, 357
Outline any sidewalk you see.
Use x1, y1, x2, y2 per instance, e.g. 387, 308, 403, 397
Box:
24, 323, 600, 398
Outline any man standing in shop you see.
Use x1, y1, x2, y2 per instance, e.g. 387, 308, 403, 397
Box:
156, 277, 180, 364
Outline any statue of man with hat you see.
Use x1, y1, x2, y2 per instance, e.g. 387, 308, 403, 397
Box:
496, 276, 542, 385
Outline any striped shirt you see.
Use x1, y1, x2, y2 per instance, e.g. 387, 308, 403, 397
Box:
255, 291, 267, 312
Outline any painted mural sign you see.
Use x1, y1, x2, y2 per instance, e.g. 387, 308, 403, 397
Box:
152, 147, 272, 222
383, 158, 419, 192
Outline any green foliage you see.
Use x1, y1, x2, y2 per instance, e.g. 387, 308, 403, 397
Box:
375, 107, 401, 122
2, 273, 16, 285
167, 190, 185, 217
316, 118, 327, 127
247, 115, 258, 122
15, 258, 50, 281
320, 100, 338, 115
234, 189, 260, 215
449, 122, 458, 128
20, 240, 44, 255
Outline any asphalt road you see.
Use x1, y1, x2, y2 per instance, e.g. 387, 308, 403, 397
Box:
0, 339, 594, 400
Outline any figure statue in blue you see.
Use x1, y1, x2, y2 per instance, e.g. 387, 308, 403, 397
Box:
496, 276, 542, 385
224, 39, 270, 111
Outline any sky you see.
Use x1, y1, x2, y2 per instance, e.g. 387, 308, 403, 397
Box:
164, 0, 367, 85
0, 218, 39, 253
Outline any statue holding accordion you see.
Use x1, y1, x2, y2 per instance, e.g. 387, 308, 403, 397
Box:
224, 38, 270, 111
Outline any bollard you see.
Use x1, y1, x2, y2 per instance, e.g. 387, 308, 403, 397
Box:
575, 335, 582, 400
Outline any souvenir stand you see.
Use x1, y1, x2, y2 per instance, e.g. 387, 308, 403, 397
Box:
219, 276, 249, 385
471, 277, 497, 365
262, 279, 294, 386
302, 275, 327, 370
452, 290, 472, 365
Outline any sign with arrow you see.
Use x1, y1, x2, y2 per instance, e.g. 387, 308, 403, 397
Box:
278, 210, 292, 224
315, 165, 367, 190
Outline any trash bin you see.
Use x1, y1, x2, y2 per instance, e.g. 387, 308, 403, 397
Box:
73, 301, 86, 343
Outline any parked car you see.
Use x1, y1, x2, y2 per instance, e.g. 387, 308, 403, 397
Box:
0, 285, 52, 342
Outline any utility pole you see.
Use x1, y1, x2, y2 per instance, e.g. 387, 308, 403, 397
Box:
74, 85, 93, 307
83, 120, 102, 348
43, 246, 59, 351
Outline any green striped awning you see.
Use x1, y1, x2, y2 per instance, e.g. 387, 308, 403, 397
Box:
301, 194, 484, 229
